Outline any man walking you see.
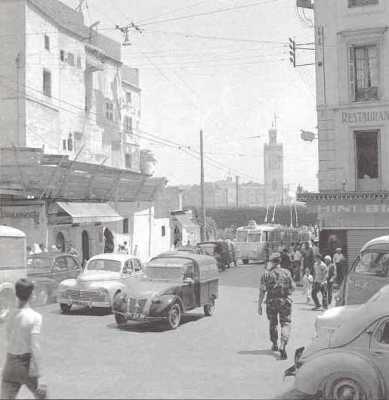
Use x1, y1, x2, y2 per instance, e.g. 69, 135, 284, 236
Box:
324, 255, 337, 305
1, 278, 46, 399
258, 253, 295, 360
333, 248, 346, 286
312, 254, 329, 311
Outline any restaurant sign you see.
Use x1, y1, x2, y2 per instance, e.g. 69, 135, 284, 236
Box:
342, 110, 389, 124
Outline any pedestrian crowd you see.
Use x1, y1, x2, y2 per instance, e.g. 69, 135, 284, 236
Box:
276, 240, 347, 310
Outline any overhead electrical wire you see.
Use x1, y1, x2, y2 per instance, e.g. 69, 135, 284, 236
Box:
136, 0, 283, 27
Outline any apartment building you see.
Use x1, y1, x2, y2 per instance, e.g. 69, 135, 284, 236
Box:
298, 0, 389, 261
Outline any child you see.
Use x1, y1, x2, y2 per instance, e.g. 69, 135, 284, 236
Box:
302, 267, 313, 304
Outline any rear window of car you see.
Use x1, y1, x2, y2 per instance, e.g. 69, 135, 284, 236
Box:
354, 252, 389, 277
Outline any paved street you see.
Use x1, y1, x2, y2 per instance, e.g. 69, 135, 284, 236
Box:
0, 263, 318, 399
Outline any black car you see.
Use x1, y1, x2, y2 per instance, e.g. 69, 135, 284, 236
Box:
27, 252, 82, 306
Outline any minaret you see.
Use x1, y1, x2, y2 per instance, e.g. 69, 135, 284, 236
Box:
264, 127, 284, 206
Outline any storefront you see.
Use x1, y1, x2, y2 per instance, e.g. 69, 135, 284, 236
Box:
303, 196, 389, 264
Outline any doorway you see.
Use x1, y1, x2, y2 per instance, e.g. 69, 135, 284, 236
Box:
104, 228, 114, 253
81, 230, 90, 263
56, 232, 65, 253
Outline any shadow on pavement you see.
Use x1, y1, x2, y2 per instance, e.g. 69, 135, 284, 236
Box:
273, 389, 316, 400
49, 306, 112, 316
238, 349, 279, 359
107, 313, 205, 333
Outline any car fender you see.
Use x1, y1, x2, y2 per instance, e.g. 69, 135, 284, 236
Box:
149, 294, 184, 316
295, 350, 384, 398
58, 278, 77, 288
97, 282, 125, 299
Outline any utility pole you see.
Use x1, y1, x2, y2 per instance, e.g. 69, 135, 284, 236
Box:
200, 129, 206, 241
235, 176, 239, 208
16, 53, 20, 145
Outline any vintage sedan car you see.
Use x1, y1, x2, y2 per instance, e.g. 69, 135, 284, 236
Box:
57, 253, 143, 313
285, 285, 389, 400
337, 235, 389, 306
112, 253, 219, 330
27, 253, 82, 306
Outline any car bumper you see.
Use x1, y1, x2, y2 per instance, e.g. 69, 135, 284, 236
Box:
114, 310, 167, 322
58, 298, 111, 308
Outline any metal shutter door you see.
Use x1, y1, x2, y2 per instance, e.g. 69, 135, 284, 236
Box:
347, 229, 389, 265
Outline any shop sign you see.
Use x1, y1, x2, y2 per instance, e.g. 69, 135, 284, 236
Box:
342, 110, 389, 124
317, 204, 389, 214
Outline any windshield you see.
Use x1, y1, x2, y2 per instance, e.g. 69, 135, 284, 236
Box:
27, 256, 52, 272
247, 232, 261, 242
86, 259, 121, 273
145, 257, 188, 281
236, 231, 248, 242
354, 252, 389, 277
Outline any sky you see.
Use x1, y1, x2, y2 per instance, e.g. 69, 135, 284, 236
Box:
64, 0, 319, 192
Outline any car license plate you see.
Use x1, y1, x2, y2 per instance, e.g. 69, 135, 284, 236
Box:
129, 313, 144, 320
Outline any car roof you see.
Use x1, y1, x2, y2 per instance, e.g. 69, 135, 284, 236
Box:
0, 225, 26, 238
150, 253, 217, 265
88, 253, 138, 262
330, 285, 389, 346
360, 235, 389, 253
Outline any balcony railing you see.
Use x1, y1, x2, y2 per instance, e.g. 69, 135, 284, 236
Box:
297, 191, 389, 202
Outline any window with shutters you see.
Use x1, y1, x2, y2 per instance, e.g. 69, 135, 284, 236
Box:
349, 45, 378, 101
348, 0, 378, 7
44, 34, 50, 51
43, 69, 51, 97
125, 153, 132, 169
105, 102, 114, 121
124, 116, 132, 131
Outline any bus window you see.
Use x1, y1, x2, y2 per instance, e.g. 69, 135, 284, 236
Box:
236, 231, 248, 242
248, 232, 261, 242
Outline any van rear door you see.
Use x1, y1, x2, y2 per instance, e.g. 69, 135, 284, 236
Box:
344, 251, 389, 305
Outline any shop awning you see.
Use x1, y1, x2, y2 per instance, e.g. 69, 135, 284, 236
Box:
56, 202, 123, 224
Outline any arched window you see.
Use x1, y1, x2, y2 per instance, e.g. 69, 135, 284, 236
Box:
56, 232, 65, 252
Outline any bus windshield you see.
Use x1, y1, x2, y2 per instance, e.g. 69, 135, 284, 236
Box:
247, 232, 261, 242
236, 231, 248, 242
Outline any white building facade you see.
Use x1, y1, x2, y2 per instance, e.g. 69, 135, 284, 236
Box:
299, 0, 389, 262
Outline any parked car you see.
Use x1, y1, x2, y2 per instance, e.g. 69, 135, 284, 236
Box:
197, 241, 232, 271
337, 235, 389, 305
28, 252, 82, 306
57, 253, 143, 313
112, 253, 219, 330
285, 285, 389, 400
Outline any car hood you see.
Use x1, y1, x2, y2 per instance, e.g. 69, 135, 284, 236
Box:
125, 278, 179, 298
77, 271, 121, 282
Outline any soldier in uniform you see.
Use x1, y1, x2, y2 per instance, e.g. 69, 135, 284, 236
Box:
258, 252, 295, 360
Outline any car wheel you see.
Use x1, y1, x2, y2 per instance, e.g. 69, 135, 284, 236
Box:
242, 259, 249, 265
60, 303, 72, 314
204, 299, 215, 316
0, 288, 14, 321
115, 312, 127, 327
32, 287, 49, 307
325, 377, 367, 400
167, 303, 181, 329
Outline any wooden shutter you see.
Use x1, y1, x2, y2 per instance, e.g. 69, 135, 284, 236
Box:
348, 47, 355, 101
